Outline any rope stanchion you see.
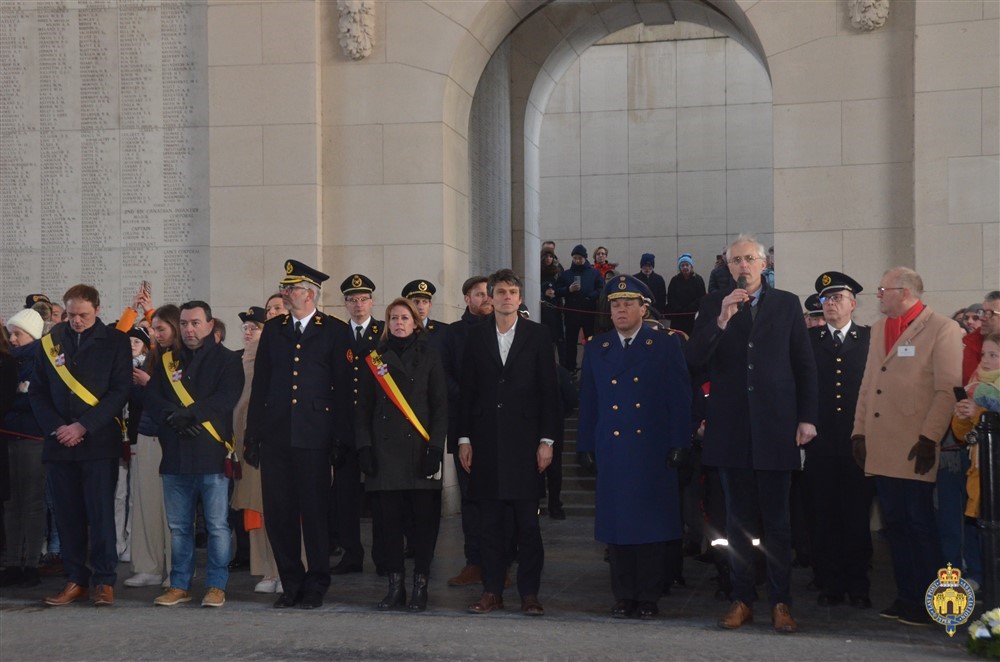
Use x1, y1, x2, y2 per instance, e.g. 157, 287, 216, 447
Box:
0, 428, 44, 441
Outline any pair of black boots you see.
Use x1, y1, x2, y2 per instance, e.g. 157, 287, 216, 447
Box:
0, 566, 40, 588
377, 572, 428, 612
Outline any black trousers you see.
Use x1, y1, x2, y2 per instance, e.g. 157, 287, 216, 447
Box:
261, 441, 331, 598
805, 454, 874, 599
47, 459, 118, 586
453, 454, 481, 566
609, 542, 668, 602
561, 311, 594, 371
371, 490, 440, 576
331, 452, 364, 566
480, 498, 542, 597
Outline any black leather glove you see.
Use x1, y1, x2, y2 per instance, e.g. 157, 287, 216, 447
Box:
358, 447, 377, 477
243, 436, 260, 469
907, 435, 937, 475
330, 443, 354, 469
180, 423, 203, 439
166, 409, 196, 433
667, 446, 691, 469
422, 446, 443, 477
851, 435, 866, 469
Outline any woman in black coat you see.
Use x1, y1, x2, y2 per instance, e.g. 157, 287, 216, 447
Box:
356, 297, 447, 612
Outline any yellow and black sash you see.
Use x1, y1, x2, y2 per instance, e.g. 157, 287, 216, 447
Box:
365, 350, 430, 442
161, 351, 235, 453
41, 333, 99, 406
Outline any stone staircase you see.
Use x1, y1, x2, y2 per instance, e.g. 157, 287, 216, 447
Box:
555, 414, 596, 517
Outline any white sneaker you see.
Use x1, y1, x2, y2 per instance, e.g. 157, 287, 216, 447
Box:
125, 572, 164, 587
254, 577, 280, 594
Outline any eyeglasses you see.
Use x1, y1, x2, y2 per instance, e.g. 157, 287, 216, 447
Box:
727, 255, 760, 265
345, 296, 371, 304
279, 284, 308, 293
876, 287, 904, 295
820, 293, 850, 304
241, 323, 262, 333
981, 309, 998, 319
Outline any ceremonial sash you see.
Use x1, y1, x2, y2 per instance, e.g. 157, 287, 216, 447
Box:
41, 333, 99, 406
161, 351, 235, 454
365, 350, 430, 442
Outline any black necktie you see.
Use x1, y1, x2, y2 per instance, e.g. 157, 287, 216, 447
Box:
356, 325, 363, 343
833, 329, 842, 349
295, 321, 302, 339
623, 337, 632, 350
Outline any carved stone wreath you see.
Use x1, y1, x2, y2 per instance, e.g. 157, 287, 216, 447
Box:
337, 0, 375, 60
848, 0, 889, 31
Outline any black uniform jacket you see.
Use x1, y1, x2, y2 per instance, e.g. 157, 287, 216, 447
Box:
458, 316, 560, 501
247, 311, 353, 451
30, 320, 131, 463
349, 318, 381, 405
146, 335, 244, 474
686, 284, 818, 472
807, 323, 870, 458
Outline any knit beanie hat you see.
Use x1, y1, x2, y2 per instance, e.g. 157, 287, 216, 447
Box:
641, 253, 655, 268
7, 308, 44, 340
678, 253, 693, 270
571, 244, 588, 258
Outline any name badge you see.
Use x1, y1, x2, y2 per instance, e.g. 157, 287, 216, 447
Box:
897, 345, 915, 357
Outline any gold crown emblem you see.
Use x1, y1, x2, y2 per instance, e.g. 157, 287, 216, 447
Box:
285, 261, 294, 274
33, 295, 44, 302
418, 281, 428, 292
821, 274, 832, 286
938, 564, 961, 586
351, 275, 362, 288
618, 282, 627, 290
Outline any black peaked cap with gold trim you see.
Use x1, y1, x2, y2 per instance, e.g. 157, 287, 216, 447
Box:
281, 260, 329, 288
402, 279, 436, 299
804, 293, 824, 316
340, 273, 376, 296
239, 306, 267, 324
814, 271, 863, 297
604, 274, 652, 302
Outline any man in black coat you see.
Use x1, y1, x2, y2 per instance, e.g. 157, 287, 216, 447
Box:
804, 272, 874, 609
633, 253, 667, 314
555, 245, 603, 372
686, 235, 818, 634
245, 260, 354, 609
30, 284, 131, 607
457, 269, 560, 616
145, 301, 244, 607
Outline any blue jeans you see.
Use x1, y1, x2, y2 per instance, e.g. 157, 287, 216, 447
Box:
162, 473, 231, 591
936, 450, 982, 585
876, 476, 940, 608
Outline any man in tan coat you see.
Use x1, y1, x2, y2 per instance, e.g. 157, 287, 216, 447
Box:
851, 267, 963, 626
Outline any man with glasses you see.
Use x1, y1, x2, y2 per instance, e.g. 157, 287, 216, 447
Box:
245, 260, 353, 609
687, 234, 818, 634
963, 292, 1000, 384
851, 267, 962, 626
803, 272, 874, 610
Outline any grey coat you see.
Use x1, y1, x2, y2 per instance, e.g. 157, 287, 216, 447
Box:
355, 337, 447, 492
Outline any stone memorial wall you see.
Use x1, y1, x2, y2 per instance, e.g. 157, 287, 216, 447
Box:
0, 0, 209, 321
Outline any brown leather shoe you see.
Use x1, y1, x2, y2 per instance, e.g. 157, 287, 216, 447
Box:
44, 582, 89, 606
468, 591, 504, 614
447, 564, 482, 587
719, 600, 753, 629
520, 594, 544, 616
772, 603, 798, 633
92, 584, 113, 607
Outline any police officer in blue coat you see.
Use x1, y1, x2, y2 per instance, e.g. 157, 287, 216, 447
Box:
577, 275, 692, 620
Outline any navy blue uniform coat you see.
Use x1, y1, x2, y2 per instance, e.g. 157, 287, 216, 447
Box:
686, 284, 818, 471
807, 323, 870, 458
577, 325, 691, 544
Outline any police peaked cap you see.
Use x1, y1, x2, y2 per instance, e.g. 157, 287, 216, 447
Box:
814, 271, 863, 297
340, 273, 376, 295
402, 279, 436, 299
280, 260, 329, 288
239, 306, 267, 325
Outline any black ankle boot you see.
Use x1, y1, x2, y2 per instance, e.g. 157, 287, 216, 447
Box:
377, 572, 406, 610
408, 573, 428, 612
0, 567, 24, 587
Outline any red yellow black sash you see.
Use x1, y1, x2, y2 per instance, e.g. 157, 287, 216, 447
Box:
365, 350, 430, 442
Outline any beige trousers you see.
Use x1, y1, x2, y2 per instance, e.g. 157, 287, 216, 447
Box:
129, 433, 171, 576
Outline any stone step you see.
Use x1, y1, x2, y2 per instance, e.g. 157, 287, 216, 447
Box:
560, 475, 595, 490
560, 489, 597, 506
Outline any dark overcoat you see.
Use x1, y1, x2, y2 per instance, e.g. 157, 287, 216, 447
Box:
247, 311, 353, 451
577, 325, 691, 544
355, 337, 447, 491
30, 320, 131, 462
458, 316, 560, 501
348, 318, 381, 405
807, 323, 870, 458
686, 284, 818, 471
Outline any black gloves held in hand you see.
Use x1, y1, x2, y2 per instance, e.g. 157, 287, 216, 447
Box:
166, 409, 196, 433
908, 435, 937, 475
422, 446, 443, 477
243, 437, 260, 469
358, 447, 377, 477
851, 435, 866, 470
667, 446, 691, 469
331, 444, 355, 470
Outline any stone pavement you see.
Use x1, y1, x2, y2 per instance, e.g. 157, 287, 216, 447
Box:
0, 515, 972, 661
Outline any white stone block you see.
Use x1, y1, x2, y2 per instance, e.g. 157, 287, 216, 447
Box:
842, 227, 915, 295
443, 78, 473, 140
386, 0, 471, 77
984, 87, 999, 155
987, 1, 1000, 20
726, 38, 772, 105
581, 174, 629, 239
540, 176, 582, 239
208, 65, 263, 126
774, 102, 841, 168
580, 44, 628, 112
677, 171, 727, 236
727, 103, 773, 170
949, 155, 1000, 224
383, 123, 444, 185
211, 185, 318, 247
323, 124, 383, 187
209, 246, 264, 312
209, 126, 263, 187
677, 106, 726, 171
674, 234, 728, 282
915, 20, 999, 93
581, 111, 628, 175
262, 1, 316, 64
984, 223, 1000, 288
629, 173, 678, 238
547, 58, 580, 114
628, 40, 677, 110
325, 183, 443, 246
842, 97, 913, 165
540, 113, 581, 177
915, 89, 983, 160
676, 38, 726, 107
727, 168, 773, 236
777, 230, 844, 296
748, 0, 836, 57
628, 108, 677, 174
207, 3, 261, 66
443, 126, 470, 197
264, 124, 318, 186
259, 64, 318, 124
324, 63, 448, 127
321, 244, 385, 304
916, 1, 987, 26
917, 223, 986, 291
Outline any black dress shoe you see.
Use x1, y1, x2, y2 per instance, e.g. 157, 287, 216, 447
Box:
548, 508, 566, 520
273, 593, 299, 608
637, 601, 659, 619
611, 600, 635, 619
817, 594, 844, 606
850, 595, 872, 609
228, 558, 250, 571
330, 546, 344, 557
330, 561, 363, 576
298, 593, 323, 610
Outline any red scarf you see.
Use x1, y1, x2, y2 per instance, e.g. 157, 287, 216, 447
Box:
885, 301, 924, 354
